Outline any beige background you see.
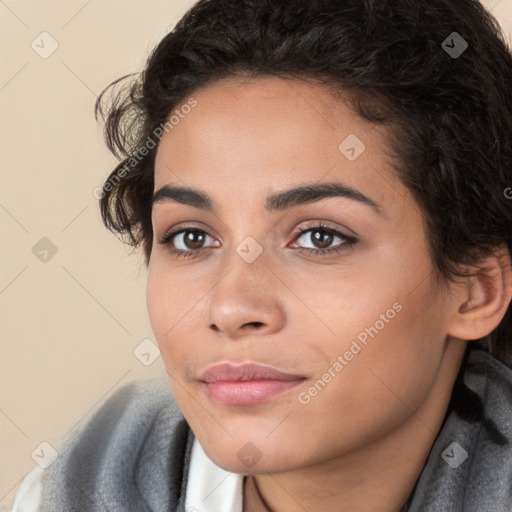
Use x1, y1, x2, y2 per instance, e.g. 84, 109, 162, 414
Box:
0, 0, 511, 508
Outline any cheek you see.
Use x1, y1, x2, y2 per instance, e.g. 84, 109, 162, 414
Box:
146, 258, 192, 334
289, 307, 444, 461
294, 258, 445, 428
146, 262, 182, 359
146, 260, 205, 374
146, 262, 168, 338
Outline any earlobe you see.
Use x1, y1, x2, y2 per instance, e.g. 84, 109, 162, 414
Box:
448, 244, 512, 341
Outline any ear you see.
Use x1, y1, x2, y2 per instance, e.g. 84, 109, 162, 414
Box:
447, 244, 512, 341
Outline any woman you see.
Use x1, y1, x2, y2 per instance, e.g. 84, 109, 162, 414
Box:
13, 0, 512, 510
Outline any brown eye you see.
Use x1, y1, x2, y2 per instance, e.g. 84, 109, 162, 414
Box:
179, 230, 208, 250
305, 229, 334, 249
158, 228, 219, 258
289, 223, 358, 257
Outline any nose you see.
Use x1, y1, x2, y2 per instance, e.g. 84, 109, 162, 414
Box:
205, 246, 287, 341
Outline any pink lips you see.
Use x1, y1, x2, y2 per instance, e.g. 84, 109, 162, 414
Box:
199, 363, 306, 405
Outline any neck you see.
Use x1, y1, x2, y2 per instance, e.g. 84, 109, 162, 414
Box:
243, 341, 467, 512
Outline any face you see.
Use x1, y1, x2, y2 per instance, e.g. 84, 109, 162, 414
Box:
146, 76, 457, 474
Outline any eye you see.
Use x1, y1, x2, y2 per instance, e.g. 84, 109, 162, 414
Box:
158, 228, 219, 259
157, 222, 358, 260
289, 222, 357, 257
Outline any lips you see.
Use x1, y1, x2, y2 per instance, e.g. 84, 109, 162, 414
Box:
199, 363, 307, 405
200, 362, 305, 383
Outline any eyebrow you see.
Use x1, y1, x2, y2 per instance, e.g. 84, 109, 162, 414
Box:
151, 181, 383, 216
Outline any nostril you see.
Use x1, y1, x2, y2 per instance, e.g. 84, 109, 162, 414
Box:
245, 321, 264, 328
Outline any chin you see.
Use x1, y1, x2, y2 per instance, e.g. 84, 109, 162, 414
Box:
200, 433, 305, 475
206, 450, 289, 475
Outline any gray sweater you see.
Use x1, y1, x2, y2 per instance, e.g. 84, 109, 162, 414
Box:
40, 347, 512, 511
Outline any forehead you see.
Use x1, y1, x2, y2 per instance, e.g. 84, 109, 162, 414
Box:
155, 76, 372, 162
153, 76, 409, 219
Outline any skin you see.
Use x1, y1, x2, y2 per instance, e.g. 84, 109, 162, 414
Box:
146, 76, 512, 511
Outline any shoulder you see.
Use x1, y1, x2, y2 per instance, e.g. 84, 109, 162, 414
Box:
37, 377, 193, 511
408, 347, 512, 511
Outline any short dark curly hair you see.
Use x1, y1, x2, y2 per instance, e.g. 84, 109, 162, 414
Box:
94, 0, 512, 365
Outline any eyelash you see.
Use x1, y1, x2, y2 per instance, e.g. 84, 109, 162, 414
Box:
157, 222, 358, 260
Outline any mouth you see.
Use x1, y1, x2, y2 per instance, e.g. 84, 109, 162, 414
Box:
199, 362, 307, 405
